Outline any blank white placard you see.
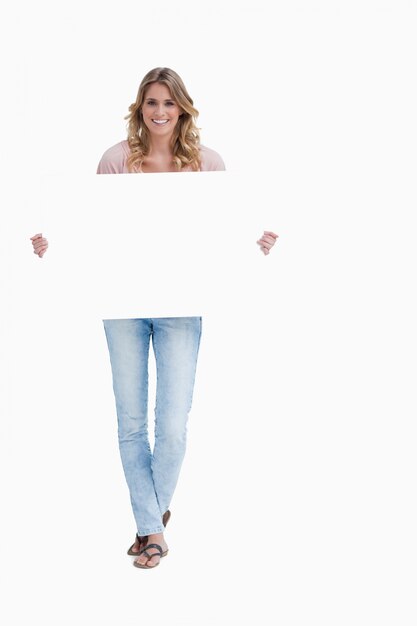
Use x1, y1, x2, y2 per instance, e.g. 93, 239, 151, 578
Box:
40, 172, 278, 318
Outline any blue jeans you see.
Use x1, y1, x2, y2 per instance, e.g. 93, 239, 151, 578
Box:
103, 317, 202, 535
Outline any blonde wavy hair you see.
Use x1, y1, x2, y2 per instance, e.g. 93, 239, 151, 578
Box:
125, 67, 201, 173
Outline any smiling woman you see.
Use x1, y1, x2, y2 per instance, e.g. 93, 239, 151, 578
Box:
30, 66, 278, 572
97, 67, 225, 174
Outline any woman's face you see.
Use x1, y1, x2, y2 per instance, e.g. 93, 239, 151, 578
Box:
141, 82, 183, 139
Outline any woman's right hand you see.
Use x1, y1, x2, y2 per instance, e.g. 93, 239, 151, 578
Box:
30, 233, 49, 258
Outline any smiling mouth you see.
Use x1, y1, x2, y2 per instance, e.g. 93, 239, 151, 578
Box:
152, 119, 169, 125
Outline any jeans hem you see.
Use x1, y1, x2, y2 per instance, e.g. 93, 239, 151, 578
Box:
137, 525, 165, 536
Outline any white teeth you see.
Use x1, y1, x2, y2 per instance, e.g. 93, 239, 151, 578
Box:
152, 119, 168, 124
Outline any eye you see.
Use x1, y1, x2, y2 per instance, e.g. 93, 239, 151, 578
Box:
166, 101, 175, 106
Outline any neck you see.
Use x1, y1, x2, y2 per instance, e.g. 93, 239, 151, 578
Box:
148, 134, 173, 157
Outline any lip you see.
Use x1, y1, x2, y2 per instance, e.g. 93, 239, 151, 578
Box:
152, 119, 169, 124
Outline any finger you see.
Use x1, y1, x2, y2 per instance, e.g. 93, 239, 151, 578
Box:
260, 235, 276, 245
258, 238, 274, 248
263, 231, 279, 238
33, 239, 48, 249
30, 233, 42, 240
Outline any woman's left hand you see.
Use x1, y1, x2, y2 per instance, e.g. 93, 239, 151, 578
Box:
256, 231, 279, 255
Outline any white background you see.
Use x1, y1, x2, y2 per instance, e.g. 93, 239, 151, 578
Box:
1, 1, 417, 625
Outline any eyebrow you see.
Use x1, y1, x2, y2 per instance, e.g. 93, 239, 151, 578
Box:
145, 98, 175, 102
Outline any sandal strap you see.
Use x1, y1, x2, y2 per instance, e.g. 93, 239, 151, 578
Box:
139, 543, 163, 558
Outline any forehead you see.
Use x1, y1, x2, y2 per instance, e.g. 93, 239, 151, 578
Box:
144, 82, 174, 100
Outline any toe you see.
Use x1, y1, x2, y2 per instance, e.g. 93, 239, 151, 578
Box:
146, 554, 160, 568
135, 550, 160, 567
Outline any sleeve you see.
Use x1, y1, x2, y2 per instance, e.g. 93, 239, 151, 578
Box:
209, 152, 226, 171
200, 145, 226, 171
96, 142, 126, 174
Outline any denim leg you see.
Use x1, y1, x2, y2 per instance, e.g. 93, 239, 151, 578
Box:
151, 317, 202, 516
103, 319, 165, 535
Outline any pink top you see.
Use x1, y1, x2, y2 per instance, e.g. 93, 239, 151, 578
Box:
97, 140, 225, 174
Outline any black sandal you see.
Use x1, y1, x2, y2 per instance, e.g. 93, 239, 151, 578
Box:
127, 509, 171, 556
162, 509, 171, 527
127, 533, 147, 556
133, 543, 169, 569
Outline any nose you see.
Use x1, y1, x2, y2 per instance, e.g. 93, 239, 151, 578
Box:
155, 103, 166, 116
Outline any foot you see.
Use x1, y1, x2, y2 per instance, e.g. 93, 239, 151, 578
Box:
129, 534, 148, 555
134, 533, 168, 568
128, 511, 170, 556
